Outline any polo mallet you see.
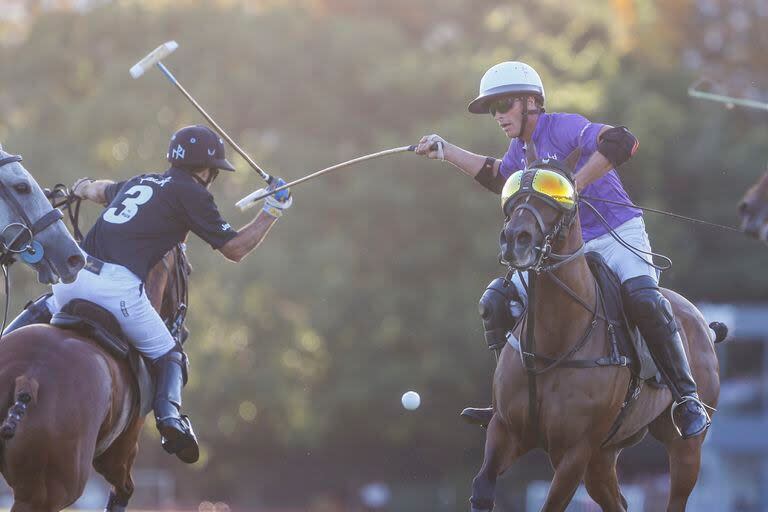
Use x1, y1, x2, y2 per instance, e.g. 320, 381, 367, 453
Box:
130, 41, 273, 184
235, 142, 440, 211
688, 78, 768, 111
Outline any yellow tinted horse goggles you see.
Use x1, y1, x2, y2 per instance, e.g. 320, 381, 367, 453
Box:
501, 168, 577, 215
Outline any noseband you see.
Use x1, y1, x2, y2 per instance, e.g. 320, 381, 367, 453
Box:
0, 154, 64, 266
503, 197, 583, 274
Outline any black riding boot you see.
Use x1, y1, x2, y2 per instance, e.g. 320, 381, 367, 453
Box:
3, 293, 52, 335
152, 349, 199, 463
461, 277, 525, 428
622, 276, 711, 439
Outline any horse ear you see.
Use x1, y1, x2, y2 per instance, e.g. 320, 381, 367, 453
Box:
563, 147, 582, 173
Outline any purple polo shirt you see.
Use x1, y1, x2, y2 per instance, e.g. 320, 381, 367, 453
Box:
499, 112, 641, 242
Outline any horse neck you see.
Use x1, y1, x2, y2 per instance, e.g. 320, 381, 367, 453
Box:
530, 219, 596, 350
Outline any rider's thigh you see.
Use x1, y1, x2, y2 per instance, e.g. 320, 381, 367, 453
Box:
118, 290, 175, 360
592, 216, 658, 285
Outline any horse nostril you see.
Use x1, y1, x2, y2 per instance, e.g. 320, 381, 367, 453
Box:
516, 231, 532, 246
67, 254, 85, 269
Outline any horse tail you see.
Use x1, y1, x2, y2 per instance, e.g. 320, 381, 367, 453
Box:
709, 321, 729, 344
0, 375, 39, 440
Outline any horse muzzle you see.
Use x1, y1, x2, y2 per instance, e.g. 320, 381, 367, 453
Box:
501, 227, 538, 269
741, 212, 768, 243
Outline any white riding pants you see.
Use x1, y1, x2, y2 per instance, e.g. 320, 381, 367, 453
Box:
511, 216, 659, 303
45, 255, 175, 360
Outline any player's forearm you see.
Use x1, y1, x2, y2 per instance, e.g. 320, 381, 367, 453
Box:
219, 211, 277, 262
574, 152, 613, 192
443, 144, 501, 179
74, 179, 115, 206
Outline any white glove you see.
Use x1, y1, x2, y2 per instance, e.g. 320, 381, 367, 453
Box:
262, 178, 293, 218
415, 134, 446, 160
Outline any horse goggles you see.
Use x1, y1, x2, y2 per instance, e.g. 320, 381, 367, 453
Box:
501, 168, 577, 215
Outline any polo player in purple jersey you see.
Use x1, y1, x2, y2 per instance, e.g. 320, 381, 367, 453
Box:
414, 61, 710, 440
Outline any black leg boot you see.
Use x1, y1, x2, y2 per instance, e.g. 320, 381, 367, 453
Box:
461, 277, 524, 428
622, 276, 711, 439
3, 293, 53, 335
152, 349, 199, 463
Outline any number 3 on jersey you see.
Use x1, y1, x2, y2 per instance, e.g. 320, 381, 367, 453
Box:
103, 185, 154, 225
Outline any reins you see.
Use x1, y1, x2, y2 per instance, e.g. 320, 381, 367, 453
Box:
0, 155, 67, 337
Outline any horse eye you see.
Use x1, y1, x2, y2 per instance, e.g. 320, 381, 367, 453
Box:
13, 182, 30, 194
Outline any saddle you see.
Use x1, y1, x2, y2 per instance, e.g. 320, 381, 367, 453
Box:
50, 299, 155, 417
584, 252, 662, 384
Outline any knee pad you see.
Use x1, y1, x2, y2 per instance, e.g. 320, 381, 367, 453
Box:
154, 346, 189, 386
478, 278, 522, 351
621, 276, 677, 337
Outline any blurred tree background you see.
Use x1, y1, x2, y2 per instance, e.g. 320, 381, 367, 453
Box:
0, 0, 765, 509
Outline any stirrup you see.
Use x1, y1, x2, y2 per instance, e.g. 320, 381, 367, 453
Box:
670, 395, 714, 439
158, 415, 199, 463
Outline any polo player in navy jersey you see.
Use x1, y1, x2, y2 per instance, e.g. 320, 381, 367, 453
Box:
4, 125, 293, 463
414, 61, 710, 440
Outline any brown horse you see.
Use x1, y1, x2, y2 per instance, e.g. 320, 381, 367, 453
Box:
470, 174, 722, 511
739, 166, 768, 241
0, 246, 187, 511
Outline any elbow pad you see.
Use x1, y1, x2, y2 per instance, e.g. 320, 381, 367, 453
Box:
597, 126, 639, 168
474, 157, 505, 194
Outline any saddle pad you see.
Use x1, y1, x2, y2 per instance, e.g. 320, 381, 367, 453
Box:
50, 300, 154, 417
585, 252, 660, 382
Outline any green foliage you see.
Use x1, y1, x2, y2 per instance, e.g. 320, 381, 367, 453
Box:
0, 0, 764, 507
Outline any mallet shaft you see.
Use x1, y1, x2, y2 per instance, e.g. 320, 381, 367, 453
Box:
156, 62, 273, 183
236, 145, 418, 210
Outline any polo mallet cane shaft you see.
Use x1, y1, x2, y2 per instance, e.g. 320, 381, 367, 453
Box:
688, 79, 768, 111
235, 142, 441, 211
130, 41, 273, 184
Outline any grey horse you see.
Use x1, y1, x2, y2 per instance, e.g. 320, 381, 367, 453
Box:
0, 144, 83, 284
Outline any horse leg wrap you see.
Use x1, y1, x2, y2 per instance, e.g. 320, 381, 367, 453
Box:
104, 491, 129, 512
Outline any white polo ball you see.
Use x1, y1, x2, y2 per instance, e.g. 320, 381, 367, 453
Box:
401, 391, 421, 410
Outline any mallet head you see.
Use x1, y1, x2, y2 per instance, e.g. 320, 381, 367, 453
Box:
130, 41, 179, 79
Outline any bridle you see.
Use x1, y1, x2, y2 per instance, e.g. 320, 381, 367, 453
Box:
0, 154, 64, 265
500, 166, 582, 274
0, 153, 66, 334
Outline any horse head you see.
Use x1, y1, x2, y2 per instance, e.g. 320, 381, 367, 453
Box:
739, 168, 768, 242
0, 146, 84, 284
500, 159, 580, 271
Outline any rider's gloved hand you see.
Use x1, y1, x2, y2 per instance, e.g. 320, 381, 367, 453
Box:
415, 134, 447, 161
262, 177, 293, 218
71, 177, 95, 199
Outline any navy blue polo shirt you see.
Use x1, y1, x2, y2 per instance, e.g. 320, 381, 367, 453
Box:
81, 167, 237, 280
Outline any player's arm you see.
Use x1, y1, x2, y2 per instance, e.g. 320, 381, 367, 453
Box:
414, 134, 505, 194
218, 211, 279, 263
575, 125, 639, 192
72, 178, 117, 206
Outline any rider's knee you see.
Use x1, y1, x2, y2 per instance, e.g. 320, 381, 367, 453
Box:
621, 275, 677, 334
479, 277, 522, 351
153, 345, 189, 385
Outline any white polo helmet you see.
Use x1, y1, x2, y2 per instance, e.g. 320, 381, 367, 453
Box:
468, 61, 545, 114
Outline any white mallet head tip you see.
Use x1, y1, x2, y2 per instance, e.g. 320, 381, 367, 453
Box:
130, 41, 179, 79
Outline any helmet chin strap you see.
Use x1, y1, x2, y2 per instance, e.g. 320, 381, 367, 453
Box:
517, 97, 544, 139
